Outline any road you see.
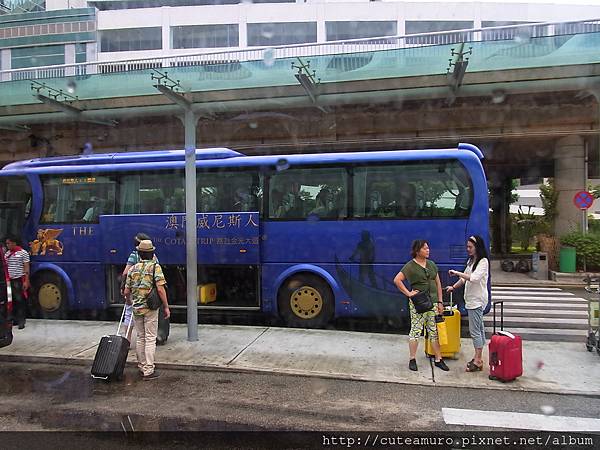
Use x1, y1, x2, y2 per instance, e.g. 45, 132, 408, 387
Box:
1, 361, 598, 433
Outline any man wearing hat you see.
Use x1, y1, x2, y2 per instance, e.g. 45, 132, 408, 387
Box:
124, 239, 170, 380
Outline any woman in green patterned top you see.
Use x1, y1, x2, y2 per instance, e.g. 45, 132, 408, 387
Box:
394, 240, 449, 372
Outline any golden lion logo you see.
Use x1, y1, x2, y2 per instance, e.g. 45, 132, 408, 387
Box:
30, 229, 64, 256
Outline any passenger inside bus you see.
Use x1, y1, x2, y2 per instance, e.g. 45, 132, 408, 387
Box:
82, 197, 105, 222
308, 188, 330, 217
271, 188, 285, 218
233, 186, 254, 212
397, 181, 417, 217
366, 189, 382, 217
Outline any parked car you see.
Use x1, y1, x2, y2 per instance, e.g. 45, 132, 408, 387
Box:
0, 250, 13, 348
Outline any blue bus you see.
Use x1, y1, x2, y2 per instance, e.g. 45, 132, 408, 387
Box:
0, 143, 489, 327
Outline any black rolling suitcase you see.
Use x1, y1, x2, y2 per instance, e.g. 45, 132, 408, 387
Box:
91, 306, 132, 381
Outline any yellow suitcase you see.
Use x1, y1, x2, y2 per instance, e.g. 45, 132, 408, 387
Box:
198, 283, 217, 304
425, 293, 461, 359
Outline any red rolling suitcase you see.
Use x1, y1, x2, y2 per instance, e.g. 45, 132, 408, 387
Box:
91, 306, 132, 382
488, 301, 523, 382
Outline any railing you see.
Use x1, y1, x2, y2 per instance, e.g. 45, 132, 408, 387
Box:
1, 18, 600, 83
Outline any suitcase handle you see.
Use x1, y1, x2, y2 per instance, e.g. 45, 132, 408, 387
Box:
493, 301, 504, 334
116, 303, 133, 339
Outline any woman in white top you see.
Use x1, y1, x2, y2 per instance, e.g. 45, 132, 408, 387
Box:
446, 235, 489, 372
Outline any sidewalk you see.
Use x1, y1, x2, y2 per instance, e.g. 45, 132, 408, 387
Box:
490, 259, 589, 286
1, 320, 598, 396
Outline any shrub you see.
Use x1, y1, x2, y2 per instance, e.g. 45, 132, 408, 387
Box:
560, 232, 600, 271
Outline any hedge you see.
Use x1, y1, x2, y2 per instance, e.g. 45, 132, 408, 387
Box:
560, 232, 600, 271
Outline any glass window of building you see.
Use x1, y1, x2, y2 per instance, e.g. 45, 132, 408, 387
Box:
482, 21, 535, 40
100, 27, 162, 52
172, 24, 239, 49
269, 168, 347, 220
325, 21, 397, 41
11, 45, 65, 69
353, 161, 472, 219
247, 22, 317, 46
405, 21, 474, 45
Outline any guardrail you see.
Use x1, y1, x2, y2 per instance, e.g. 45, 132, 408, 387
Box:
1, 18, 600, 83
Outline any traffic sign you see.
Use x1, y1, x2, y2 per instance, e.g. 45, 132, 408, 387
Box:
573, 191, 594, 210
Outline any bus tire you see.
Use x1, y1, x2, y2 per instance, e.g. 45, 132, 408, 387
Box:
31, 272, 68, 319
277, 273, 334, 328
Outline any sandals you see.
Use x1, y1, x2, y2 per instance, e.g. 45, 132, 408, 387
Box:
466, 359, 483, 372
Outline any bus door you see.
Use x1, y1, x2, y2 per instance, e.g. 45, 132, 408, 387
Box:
100, 212, 261, 310
0, 202, 25, 241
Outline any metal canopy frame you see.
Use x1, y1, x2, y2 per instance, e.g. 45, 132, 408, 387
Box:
31, 81, 117, 127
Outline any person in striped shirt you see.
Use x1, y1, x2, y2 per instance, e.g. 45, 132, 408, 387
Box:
5, 236, 30, 329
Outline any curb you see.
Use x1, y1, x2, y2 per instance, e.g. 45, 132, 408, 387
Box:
2, 353, 599, 399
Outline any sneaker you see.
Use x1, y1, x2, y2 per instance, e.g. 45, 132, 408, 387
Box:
142, 371, 160, 380
409, 359, 418, 371
18, 323, 25, 330
434, 359, 450, 371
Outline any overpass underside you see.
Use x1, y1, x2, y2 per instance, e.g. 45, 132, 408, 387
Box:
1, 43, 599, 253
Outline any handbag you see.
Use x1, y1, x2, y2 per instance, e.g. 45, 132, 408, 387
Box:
145, 263, 161, 310
411, 291, 433, 314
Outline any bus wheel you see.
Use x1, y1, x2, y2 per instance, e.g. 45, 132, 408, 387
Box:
278, 274, 334, 328
32, 273, 67, 319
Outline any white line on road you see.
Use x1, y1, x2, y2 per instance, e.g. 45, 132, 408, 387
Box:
491, 287, 562, 291
491, 295, 586, 302
442, 407, 600, 432
492, 290, 575, 296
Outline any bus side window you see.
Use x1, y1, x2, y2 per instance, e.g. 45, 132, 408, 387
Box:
269, 168, 346, 220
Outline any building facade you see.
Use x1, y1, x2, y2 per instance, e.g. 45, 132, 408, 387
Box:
1, 0, 600, 71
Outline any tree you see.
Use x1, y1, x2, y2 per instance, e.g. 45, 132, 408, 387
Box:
539, 178, 558, 235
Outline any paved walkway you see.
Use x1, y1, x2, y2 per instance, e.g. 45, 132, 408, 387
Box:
1, 320, 598, 396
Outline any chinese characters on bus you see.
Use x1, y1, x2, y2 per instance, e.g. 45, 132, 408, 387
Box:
165, 213, 258, 230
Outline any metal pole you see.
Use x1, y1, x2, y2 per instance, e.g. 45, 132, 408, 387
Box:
584, 140, 589, 273
184, 109, 198, 341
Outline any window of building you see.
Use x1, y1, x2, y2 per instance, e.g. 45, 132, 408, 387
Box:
268, 168, 347, 220
172, 24, 239, 49
75, 43, 87, 63
41, 175, 116, 224
353, 161, 472, 219
11, 45, 65, 69
325, 21, 397, 41
197, 170, 262, 213
247, 22, 317, 46
100, 27, 162, 52
119, 171, 184, 215
481, 21, 536, 40
405, 21, 474, 45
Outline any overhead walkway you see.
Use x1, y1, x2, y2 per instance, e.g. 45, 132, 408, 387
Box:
0, 19, 600, 127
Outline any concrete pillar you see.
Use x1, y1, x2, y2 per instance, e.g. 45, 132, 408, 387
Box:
489, 173, 512, 255
554, 135, 585, 237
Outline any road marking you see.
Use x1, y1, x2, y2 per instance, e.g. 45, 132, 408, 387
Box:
442, 408, 600, 432
492, 290, 576, 296
491, 295, 586, 302
501, 308, 587, 317
488, 302, 587, 309
484, 327, 585, 336
492, 287, 562, 291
